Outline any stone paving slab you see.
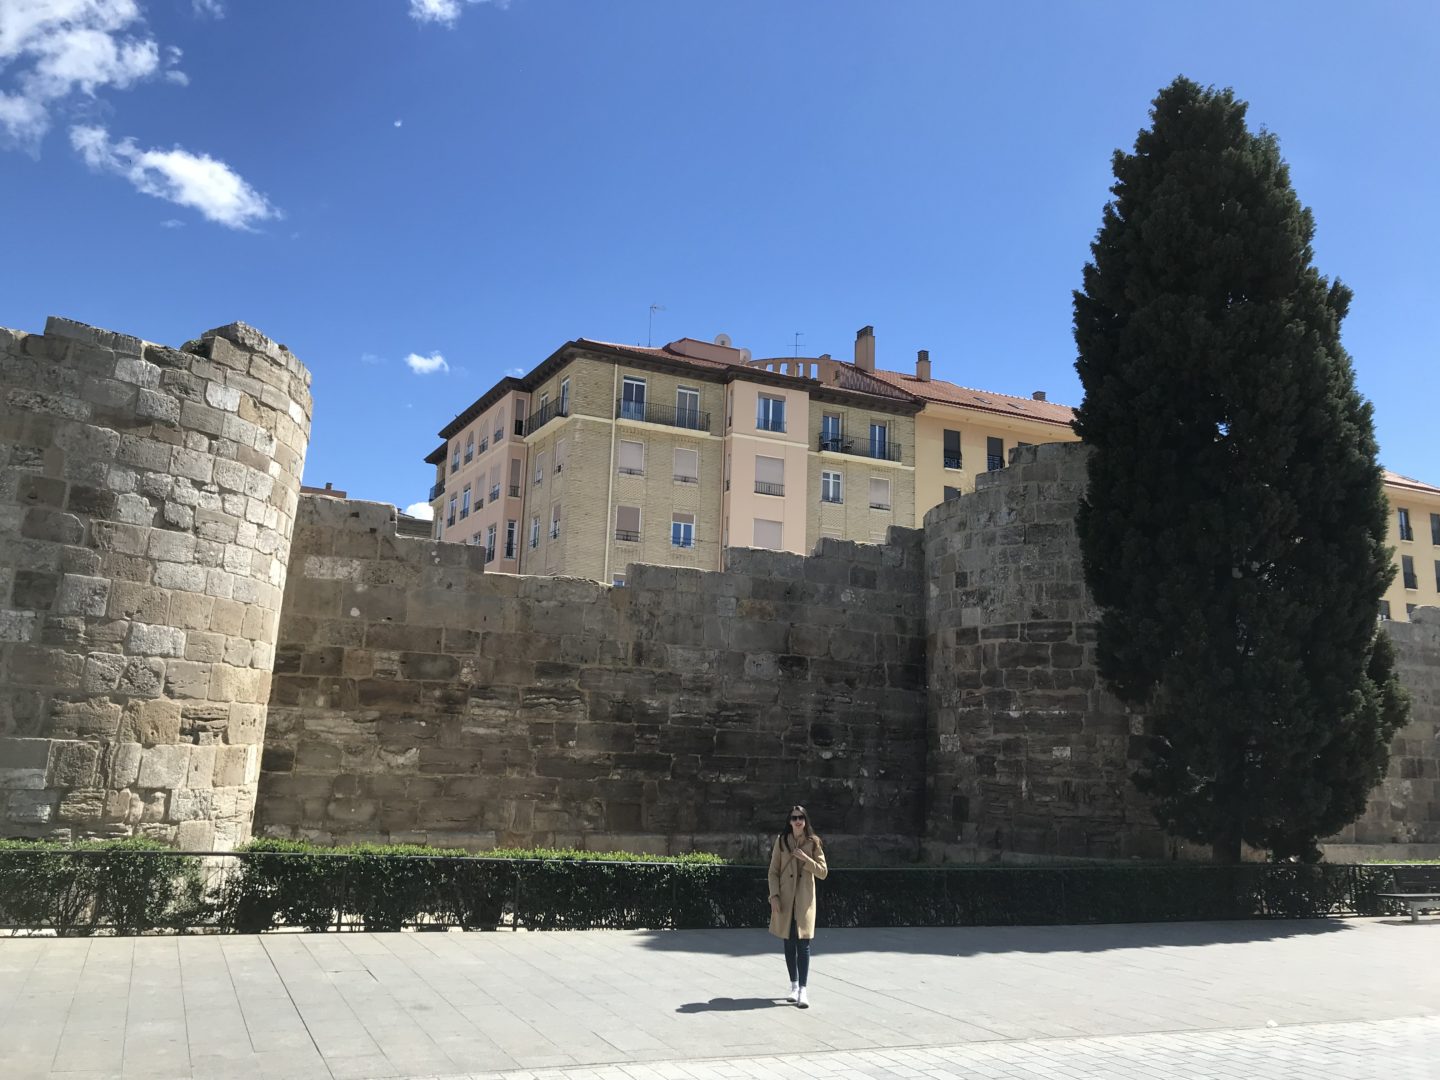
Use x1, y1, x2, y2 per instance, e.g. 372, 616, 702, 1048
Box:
1, 919, 1437, 1078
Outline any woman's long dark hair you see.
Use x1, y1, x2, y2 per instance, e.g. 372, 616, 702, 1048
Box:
779, 804, 822, 850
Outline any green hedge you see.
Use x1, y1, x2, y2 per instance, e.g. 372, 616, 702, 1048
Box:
0, 838, 1418, 936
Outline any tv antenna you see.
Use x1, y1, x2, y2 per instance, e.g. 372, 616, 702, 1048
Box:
648, 304, 666, 347
793, 331, 803, 357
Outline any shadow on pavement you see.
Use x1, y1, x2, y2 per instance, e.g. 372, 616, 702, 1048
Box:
637, 918, 1356, 957
676, 996, 788, 1013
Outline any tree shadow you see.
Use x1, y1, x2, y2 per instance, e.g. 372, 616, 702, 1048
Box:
638, 918, 1357, 958
675, 996, 788, 1013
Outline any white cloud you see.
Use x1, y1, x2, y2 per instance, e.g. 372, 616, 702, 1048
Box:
192, 0, 224, 17
408, 0, 507, 28
159, 217, 182, 228
405, 351, 448, 375
71, 124, 279, 229
359, 352, 383, 365
403, 501, 434, 520
0, 0, 182, 147
505, 366, 524, 377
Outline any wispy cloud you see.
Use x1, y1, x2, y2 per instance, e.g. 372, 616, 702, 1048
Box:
71, 124, 280, 229
192, 0, 224, 17
159, 217, 183, 228
408, 0, 508, 28
359, 352, 383, 365
403, 501, 434, 520
0, 0, 183, 148
505, 366, 524, 377
405, 351, 449, 375
393, 119, 402, 128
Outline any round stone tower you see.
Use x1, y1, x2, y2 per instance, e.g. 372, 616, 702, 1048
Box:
0, 317, 312, 849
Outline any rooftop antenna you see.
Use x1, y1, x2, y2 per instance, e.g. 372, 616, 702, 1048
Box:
793, 331, 803, 357
647, 304, 666, 347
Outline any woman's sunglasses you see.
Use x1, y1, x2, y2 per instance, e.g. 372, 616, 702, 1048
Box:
789, 815, 806, 822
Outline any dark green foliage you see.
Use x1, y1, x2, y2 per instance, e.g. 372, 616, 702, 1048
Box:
1072, 77, 1408, 862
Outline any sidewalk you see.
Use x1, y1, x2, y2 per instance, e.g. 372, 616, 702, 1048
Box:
1, 918, 1437, 1079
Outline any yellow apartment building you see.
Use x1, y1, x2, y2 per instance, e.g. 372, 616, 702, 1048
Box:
1382, 470, 1440, 623
426, 334, 918, 583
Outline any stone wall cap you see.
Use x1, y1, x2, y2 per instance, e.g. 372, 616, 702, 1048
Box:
43, 315, 144, 355
197, 322, 312, 385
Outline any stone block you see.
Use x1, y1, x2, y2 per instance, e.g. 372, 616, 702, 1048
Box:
186, 744, 216, 789
49, 699, 122, 738
0, 738, 51, 789
211, 745, 250, 787
81, 651, 127, 693
46, 741, 100, 786
21, 507, 84, 544
135, 388, 181, 425
58, 788, 106, 822
56, 574, 110, 617
122, 698, 182, 745
12, 570, 60, 609
175, 819, 215, 849
106, 742, 143, 788
137, 744, 190, 790
127, 622, 186, 657
164, 659, 212, 699
113, 492, 156, 526
118, 657, 165, 697
7, 789, 58, 824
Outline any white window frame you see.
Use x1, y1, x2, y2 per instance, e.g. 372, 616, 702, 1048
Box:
821, 471, 842, 504
672, 514, 695, 549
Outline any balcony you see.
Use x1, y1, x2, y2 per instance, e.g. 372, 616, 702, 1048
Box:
523, 400, 569, 437
674, 474, 698, 484
618, 466, 644, 476
429, 479, 446, 499
757, 416, 786, 433
1404, 573, 1419, 590
754, 481, 785, 497
614, 399, 711, 432
615, 529, 641, 543
986, 454, 1005, 471
818, 435, 903, 463
870, 501, 892, 511
509, 483, 521, 497
943, 454, 962, 470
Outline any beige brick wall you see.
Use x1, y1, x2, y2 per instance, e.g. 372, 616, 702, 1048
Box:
805, 401, 916, 551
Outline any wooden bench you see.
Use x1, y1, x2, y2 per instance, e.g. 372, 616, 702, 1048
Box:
1376, 866, 1440, 922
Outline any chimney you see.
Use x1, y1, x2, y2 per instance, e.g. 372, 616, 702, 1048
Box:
1032, 390, 1047, 402
854, 325, 875, 372
916, 350, 931, 382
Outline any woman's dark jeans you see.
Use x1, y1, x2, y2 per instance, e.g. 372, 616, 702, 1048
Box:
783, 917, 810, 986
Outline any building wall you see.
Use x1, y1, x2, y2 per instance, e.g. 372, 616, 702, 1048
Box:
722, 381, 811, 554
255, 496, 929, 863
805, 400, 916, 550
0, 318, 311, 849
1382, 487, 1440, 623
911, 407, 1076, 527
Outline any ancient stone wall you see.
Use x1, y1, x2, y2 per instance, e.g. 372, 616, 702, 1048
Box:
922, 443, 1166, 861
252, 496, 928, 862
0, 318, 311, 849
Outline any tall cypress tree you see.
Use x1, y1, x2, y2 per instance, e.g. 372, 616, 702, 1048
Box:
1072, 77, 1408, 863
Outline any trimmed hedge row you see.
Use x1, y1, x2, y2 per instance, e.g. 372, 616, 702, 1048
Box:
0, 838, 1416, 936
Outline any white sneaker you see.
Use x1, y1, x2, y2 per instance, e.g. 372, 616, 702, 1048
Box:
786, 981, 799, 1002
797, 986, 809, 1009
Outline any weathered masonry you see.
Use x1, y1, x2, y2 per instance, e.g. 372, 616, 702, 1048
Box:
1, 318, 1436, 862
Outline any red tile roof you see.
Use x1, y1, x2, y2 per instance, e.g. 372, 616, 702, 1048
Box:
1384, 469, 1440, 497
854, 364, 1078, 427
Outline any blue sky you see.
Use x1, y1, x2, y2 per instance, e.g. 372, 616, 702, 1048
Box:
3, 1, 1436, 513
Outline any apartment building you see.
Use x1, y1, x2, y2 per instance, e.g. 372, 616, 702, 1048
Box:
1382, 470, 1440, 623
426, 333, 919, 583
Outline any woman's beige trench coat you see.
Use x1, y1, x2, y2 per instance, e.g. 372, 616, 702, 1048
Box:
767, 834, 829, 939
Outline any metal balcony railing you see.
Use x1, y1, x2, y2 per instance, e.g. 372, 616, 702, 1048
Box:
818, 435, 903, 463
614, 529, 641, 543
523, 400, 569, 437
1403, 573, 1419, 590
674, 474, 698, 484
618, 466, 644, 476
757, 416, 786, 433
509, 484, 521, 497
870, 501, 892, 511
754, 481, 785, 497
986, 454, 1005, 471
429, 479, 446, 499
614, 399, 711, 432
821, 493, 842, 504
943, 453, 962, 470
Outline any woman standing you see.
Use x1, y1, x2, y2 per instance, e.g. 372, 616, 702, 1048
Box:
767, 804, 828, 1008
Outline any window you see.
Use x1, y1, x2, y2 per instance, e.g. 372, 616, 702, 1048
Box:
480, 435, 489, 454
869, 477, 891, 511
538, 392, 549, 415
755, 455, 784, 496
529, 517, 540, 549
869, 421, 888, 459
944, 486, 962, 501
489, 464, 502, 503
621, 376, 647, 421
508, 458, 521, 498
485, 524, 497, 562
504, 520, 517, 559
433, 520, 442, 541
672, 512, 695, 548
618, 440, 645, 476
677, 387, 701, 429
820, 413, 843, 451
1398, 508, 1414, 542
559, 378, 570, 415
753, 518, 782, 550
550, 504, 560, 539
616, 505, 641, 542
533, 452, 546, 485
674, 447, 699, 483
943, 429, 962, 470
460, 485, 471, 519
1435, 559, 1439, 591
556, 439, 567, 473
1380, 600, 1391, 621
1432, 513, 1440, 545
513, 400, 527, 436
612, 575, 627, 588
986, 436, 1004, 471
447, 496, 457, 526
821, 471, 842, 504
464, 434, 474, 464
1407, 604, 1417, 617
451, 443, 460, 473
1402, 554, 1417, 589
757, 394, 786, 432
495, 408, 506, 442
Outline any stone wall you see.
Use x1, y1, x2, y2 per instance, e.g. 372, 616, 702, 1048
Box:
252, 496, 928, 863
1328, 608, 1440, 847
922, 443, 1165, 861
0, 318, 311, 849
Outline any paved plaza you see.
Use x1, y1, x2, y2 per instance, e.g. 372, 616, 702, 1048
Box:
1, 918, 1437, 1079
